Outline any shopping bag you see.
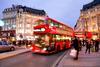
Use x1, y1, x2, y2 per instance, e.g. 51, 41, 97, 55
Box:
70, 49, 77, 57
91, 47, 95, 52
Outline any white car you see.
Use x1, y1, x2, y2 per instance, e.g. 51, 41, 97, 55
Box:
0, 41, 15, 52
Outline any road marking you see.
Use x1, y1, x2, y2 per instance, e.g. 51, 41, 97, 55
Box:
52, 50, 68, 67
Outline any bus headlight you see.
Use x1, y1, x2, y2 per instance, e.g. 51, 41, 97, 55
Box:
43, 48, 47, 51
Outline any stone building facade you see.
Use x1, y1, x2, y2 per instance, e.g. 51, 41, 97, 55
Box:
2, 5, 47, 40
75, 0, 100, 39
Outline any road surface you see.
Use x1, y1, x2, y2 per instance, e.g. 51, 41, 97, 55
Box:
0, 51, 66, 67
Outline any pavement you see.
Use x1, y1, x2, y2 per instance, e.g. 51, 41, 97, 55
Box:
0, 45, 100, 67
0, 46, 31, 60
53, 46, 100, 67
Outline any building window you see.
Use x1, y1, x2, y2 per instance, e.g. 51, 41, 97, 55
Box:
25, 29, 31, 33
26, 24, 30, 28
8, 26, 11, 30
12, 24, 16, 29
19, 29, 24, 34
19, 24, 22, 27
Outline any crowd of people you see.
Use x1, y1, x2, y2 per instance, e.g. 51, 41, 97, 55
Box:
71, 36, 100, 60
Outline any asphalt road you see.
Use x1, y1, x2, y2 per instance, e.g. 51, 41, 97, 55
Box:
0, 51, 66, 67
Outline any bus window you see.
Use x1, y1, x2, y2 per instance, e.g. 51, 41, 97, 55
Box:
34, 35, 50, 48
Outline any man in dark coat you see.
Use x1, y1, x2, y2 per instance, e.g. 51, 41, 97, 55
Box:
95, 39, 99, 52
72, 36, 80, 60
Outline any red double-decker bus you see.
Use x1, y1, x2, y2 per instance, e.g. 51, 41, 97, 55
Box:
31, 17, 74, 54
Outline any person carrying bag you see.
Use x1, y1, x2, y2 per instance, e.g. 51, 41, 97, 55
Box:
70, 48, 77, 57
70, 36, 80, 60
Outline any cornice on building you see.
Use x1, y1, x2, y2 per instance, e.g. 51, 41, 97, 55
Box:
82, 0, 100, 11
2, 5, 46, 16
2, 16, 16, 20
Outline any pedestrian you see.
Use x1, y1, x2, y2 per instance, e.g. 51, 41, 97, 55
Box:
85, 39, 92, 54
78, 39, 82, 51
82, 39, 86, 46
94, 39, 99, 52
71, 36, 80, 60
18, 40, 21, 47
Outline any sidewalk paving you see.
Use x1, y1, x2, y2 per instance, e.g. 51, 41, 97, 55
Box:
57, 47, 100, 67
0, 46, 31, 60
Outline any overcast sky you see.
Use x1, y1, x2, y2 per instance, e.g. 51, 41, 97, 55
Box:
0, 0, 93, 27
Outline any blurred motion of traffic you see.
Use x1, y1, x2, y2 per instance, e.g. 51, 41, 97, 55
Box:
0, 0, 100, 67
